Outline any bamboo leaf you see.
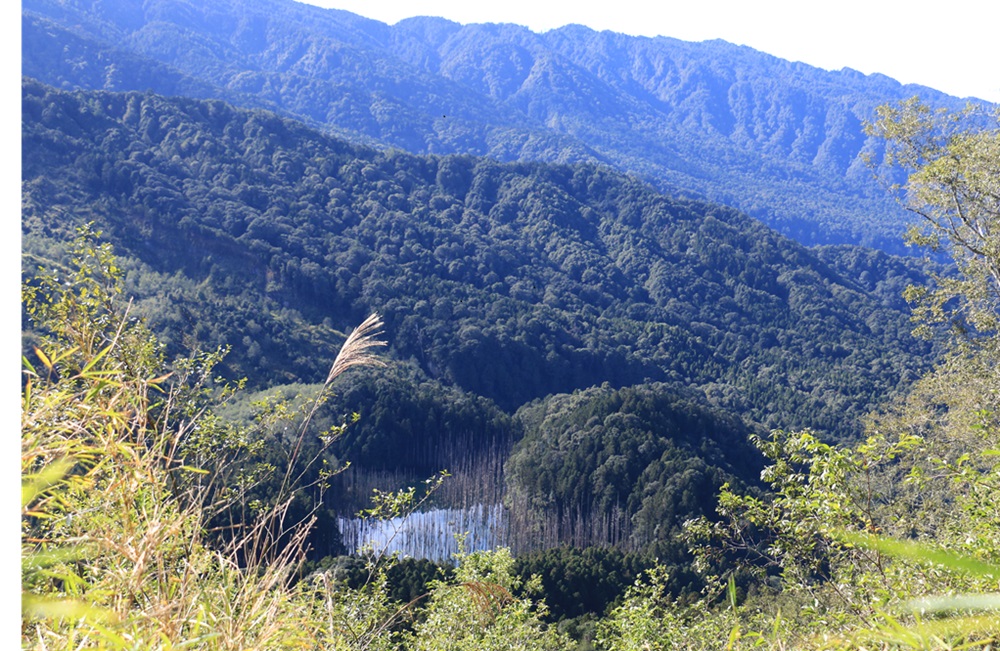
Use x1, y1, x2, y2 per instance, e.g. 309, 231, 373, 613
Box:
22, 594, 116, 623
836, 531, 1000, 579
34, 346, 53, 371
906, 593, 1000, 614
79, 343, 113, 375
49, 345, 81, 366
23, 546, 93, 569
22, 457, 76, 509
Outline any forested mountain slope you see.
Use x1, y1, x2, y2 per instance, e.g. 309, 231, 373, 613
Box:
22, 79, 933, 443
21, 0, 979, 252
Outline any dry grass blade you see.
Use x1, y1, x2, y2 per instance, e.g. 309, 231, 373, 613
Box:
325, 313, 387, 387
459, 581, 514, 622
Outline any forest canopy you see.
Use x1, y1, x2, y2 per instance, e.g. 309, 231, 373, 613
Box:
22, 79, 934, 443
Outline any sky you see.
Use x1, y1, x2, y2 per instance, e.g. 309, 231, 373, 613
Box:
299, 0, 1000, 104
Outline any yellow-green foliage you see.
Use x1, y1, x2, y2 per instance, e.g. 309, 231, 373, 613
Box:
406, 548, 571, 651
594, 407, 999, 650
21, 228, 317, 648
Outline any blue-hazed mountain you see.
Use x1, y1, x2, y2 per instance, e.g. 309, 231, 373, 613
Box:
21, 0, 981, 253
22, 79, 935, 442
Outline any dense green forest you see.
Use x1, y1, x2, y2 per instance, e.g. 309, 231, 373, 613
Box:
506, 383, 762, 552
22, 94, 1000, 648
21, 0, 979, 252
21, 79, 934, 440
22, 78, 948, 569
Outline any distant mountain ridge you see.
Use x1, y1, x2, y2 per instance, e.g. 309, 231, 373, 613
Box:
21, 0, 982, 253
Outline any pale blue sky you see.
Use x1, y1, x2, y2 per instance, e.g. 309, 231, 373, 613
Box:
300, 0, 1000, 104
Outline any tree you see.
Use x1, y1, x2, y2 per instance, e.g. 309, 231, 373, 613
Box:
869, 98, 1000, 340
869, 98, 1000, 550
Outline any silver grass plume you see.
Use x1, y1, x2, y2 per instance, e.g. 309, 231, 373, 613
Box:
325, 312, 387, 387
273, 312, 388, 538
